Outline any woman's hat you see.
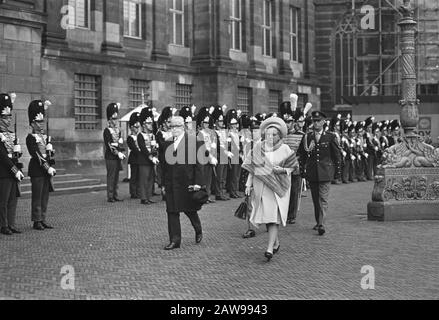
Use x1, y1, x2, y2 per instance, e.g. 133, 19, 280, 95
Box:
260, 116, 288, 139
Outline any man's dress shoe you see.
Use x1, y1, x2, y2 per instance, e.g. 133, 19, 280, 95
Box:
8, 227, 22, 234
33, 222, 45, 231
41, 222, 54, 229
164, 242, 181, 250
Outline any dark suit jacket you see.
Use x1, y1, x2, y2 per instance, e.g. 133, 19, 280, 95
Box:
26, 134, 51, 178
162, 133, 205, 212
297, 131, 341, 183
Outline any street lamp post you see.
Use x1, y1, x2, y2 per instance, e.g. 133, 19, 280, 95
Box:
367, 0, 439, 221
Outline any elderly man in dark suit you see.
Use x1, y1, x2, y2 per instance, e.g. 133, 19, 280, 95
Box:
297, 111, 341, 236
161, 116, 206, 250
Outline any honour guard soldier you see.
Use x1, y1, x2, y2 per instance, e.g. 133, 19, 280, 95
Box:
354, 121, 367, 182
0, 93, 24, 235
26, 99, 56, 230
179, 106, 196, 135
363, 116, 375, 180
279, 95, 303, 224
138, 106, 159, 205
297, 111, 341, 236
339, 119, 352, 184
104, 103, 126, 203
347, 123, 358, 182
329, 114, 343, 185
380, 120, 390, 153
156, 106, 176, 199
388, 119, 401, 147
225, 109, 242, 198
196, 107, 218, 203
212, 105, 231, 201
127, 112, 141, 199
371, 121, 382, 175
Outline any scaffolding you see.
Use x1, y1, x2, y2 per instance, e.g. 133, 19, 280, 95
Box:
333, 0, 439, 106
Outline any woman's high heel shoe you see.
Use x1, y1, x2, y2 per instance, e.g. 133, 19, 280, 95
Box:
264, 251, 273, 261
273, 244, 280, 254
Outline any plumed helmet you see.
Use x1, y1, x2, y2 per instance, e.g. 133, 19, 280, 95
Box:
372, 121, 382, 132
179, 105, 193, 123
239, 114, 252, 130
0, 93, 14, 116
28, 100, 48, 124
106, 102, 120, 120
329, 114, 342, 131
196, 106, 212, 128
364, 116, 375, 128
158, 106, 174, 127
279, 101, 294, 122
390, 119, 400, 131
355, 121, 365, 132
225, 109, 239, 128
211, 105, 225, 122
139, 106, 155, 124
129, 112, 141, 127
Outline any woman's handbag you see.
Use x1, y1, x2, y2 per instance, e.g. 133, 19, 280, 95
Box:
234, 194, 252, 220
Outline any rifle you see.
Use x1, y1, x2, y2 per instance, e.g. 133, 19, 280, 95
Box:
13, 114, 23, 170
45, 110, 56, 192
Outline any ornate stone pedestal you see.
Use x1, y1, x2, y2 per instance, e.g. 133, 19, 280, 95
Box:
368, 167, 439, 221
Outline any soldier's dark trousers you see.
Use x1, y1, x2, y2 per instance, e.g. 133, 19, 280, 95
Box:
214, 164, 228, 197
228, 164, 241, 195
129, 164, 140, 198
31, 176, 50, 222
356, 158, 366, 181
139, 165, 154, 201
342, 160, 350, 183
348, 160, 356, 182
167, 211, 202, 244
106, 160, 120, 200
288, 174, 302, 220
202, 164, 213, 196
366, 155, 375, 180
0, 178, 18, 228
309, 182, 330, 227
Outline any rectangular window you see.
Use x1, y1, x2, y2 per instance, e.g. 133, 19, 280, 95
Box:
69, 0, 90, 29
170, 0, 185, 46
123, 0, 142, 38
269, 90, 282, 113
175, 84, 192, 109
129, 79, 151, 109
230, 0, 243, 51
74, 74, 101, 130
262, 0, 273, 57
290, 7, 299, 62
237, 87, 252, 114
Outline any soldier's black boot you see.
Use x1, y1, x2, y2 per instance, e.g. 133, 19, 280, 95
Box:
33, 222, 44, 231
1, 227, 12, 235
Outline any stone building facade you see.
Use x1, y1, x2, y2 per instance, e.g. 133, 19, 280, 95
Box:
0, 0, 320, 171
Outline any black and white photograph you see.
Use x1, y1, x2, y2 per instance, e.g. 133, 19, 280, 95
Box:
1, 0, 439, 307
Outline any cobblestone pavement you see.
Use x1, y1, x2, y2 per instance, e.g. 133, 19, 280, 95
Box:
1, 180, 439, 300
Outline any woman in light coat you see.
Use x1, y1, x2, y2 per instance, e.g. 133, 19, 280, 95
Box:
242, 117, 298, 261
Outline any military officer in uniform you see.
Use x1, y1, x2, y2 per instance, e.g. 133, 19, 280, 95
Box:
127, 112, 141, 199
0, 93, 24, 235
225, 109, 242, 198
297, 111, 341, 236
26, 100, 56, 230
103, 103, 126, 203
138, 106, 159, 205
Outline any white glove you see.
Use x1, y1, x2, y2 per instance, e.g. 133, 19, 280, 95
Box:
375, 146, 379, 151
15, 171, 24, 181
118, 152, 126, 160
342, 151, 347, 158
118, 138, 123, 144
46, 143, 53, 152
350, 144, 354, 148
351, 155, 356, 161
226, 151, 234, 158
152, 157, 160, 165
382, 143, 386, 148
211, 142, 217, 149
357, 156, 362, 161
363, 144, 367, 148
150, 140, 157, 147
48, 167, 56, 176
364, 153, 369, 159
13, 144, 22, 153
210, 157, 218, 166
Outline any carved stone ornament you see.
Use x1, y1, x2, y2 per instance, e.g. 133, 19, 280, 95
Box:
379, 136, 439, 169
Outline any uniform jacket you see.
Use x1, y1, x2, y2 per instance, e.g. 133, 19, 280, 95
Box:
297, 131, 341, 183
0, 131, 20, 179
26, 133, 52, 177
103, 127, 123, 161
137, 131, 155, 166
162, 133, 206, 213
127, 134, 140, 165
